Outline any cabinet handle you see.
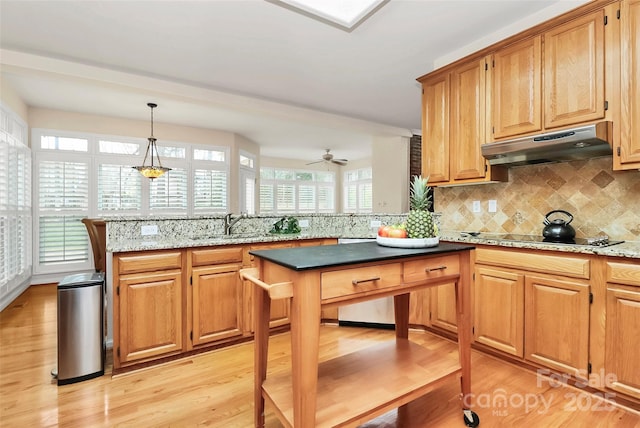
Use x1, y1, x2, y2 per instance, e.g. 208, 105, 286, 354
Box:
352, 276, 380, 285
425, 265, 447, 272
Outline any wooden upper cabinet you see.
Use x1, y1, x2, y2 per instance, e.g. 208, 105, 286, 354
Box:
419, 58, 507, 186
450, 58, 488, 181
491, 36, 542, 139
544, 9, 606, 129
421, 71, 450, 184
618, 0, 640, 168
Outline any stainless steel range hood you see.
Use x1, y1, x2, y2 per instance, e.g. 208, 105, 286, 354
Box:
481, 121, 613, 167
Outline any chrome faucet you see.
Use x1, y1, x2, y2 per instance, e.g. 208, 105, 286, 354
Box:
224, 212, 247, 235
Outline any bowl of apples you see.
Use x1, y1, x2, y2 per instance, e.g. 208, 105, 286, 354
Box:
376, 223, 439, 248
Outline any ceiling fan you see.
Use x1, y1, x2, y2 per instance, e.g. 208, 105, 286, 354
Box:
306, 149, 349, 166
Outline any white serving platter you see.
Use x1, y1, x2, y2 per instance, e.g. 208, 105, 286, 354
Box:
376, 235, 439, 248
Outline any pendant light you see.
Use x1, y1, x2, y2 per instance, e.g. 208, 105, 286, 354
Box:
133, 103, 171, 179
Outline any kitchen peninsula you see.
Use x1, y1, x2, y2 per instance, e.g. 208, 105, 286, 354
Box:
106, 214, 640, 410
242, 241, 478, 428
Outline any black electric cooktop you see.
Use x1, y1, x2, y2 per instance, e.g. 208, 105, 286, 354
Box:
491, 234, 624, 247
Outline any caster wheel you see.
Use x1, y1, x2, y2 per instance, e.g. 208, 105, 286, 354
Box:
463, 409, 480, 427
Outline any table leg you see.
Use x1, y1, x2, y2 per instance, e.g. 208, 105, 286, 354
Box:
394, 293, 410, 339
455, 251, 473, 405
254, 283, 271, 428
289, 272, 321, 427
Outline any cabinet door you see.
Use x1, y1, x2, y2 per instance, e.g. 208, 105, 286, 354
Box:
605, 285, 640, 399
544, 9, 606, 129
118, 270, 183, 364
491, 36, 542, 139
450, 58, 487, 181
409, 290, 429, 326
192, 263, 243, 346
619, 0, 640, 168
524, 275, 590, 378
421, 72, 450, 183
474, 267, 524, 357
430, 282, 458, 333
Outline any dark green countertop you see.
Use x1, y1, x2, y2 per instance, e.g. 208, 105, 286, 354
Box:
249, 241, 475, 271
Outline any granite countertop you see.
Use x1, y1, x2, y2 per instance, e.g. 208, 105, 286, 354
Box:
107, 232, 343, 253
249, 241, 474, 271
439, 231, 640, 259
107, 230, 640, 260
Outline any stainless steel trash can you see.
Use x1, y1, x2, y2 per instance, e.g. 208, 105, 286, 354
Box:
55, 272, 105, 385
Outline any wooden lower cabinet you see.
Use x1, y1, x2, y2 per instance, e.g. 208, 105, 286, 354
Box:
189, 246, 245, 347
191, 263, 243, 346
114, 251, 184, 368
113, 238, 338, 369
524, 275, 590, 378
604, 260, 640, 399
430, 282, 458, 333
472, 246, 591, 380
117, 269, 184, 365
474, 267, 524, 357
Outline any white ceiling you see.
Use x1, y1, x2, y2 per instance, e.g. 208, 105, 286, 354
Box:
0, 0, 589, 162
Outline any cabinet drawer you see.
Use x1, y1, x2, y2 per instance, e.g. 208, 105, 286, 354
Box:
117, 251, 182, 275
191, 246, 243, 267
607, 261, 640, 286
404, 254, 460, 283
476, 247, 590, 279
321, 263, 402, 300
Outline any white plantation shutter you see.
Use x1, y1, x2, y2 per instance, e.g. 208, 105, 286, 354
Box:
39, 161, 89, 210
38, 215, 88, 263
298, 185, 315, 212
276, 184, 296, 212
344, 184, 357, 211
0, 105, 31, 296
97, 164, 141, 211
343, 168, 372, 213
260, 167, 336, 214
194, 169, 227, 211
259, 184, 274, 212
150, 168, 188, 210
317, 185, 334, 212
242, 173, 256, 214
37, 159, 90, 266
359, 182, 373, 211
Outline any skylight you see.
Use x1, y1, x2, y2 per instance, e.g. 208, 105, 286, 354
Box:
271, 0, 388, 31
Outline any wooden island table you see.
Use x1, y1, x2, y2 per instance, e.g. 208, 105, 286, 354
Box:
240, 241, 479, 428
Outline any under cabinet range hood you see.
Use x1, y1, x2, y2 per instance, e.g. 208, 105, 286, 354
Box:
481, 121, 613, 167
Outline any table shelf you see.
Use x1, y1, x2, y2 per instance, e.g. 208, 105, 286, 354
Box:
263, 339, 461, 428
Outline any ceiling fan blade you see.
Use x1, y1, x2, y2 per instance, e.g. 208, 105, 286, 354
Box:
331, 159, 348, 166
306, 159, 324, 165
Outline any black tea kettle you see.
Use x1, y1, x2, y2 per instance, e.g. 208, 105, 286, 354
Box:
542, 210, 576, 242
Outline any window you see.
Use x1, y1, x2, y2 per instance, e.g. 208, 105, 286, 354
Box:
32, 129, 232, 274
343, 167, 372, 213
0, 104, 31, 298
239, 151, 256, 214
36, 155, 90, 271
192, 145, 229, 212
260, 167, 335, 214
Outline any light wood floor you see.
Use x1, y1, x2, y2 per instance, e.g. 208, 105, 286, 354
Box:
1, 284, 639, 427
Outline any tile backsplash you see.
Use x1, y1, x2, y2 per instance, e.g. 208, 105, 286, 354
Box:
435, 157, 640, 241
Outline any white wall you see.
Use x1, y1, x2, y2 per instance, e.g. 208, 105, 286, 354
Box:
371, 135, 409, 213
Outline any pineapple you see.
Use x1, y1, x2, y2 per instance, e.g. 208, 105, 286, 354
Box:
406, 175, 437, 238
